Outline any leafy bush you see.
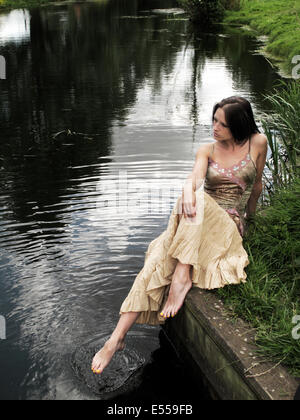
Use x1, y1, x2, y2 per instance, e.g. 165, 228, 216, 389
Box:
177, 0, 225, 24
219, 0, 241, 11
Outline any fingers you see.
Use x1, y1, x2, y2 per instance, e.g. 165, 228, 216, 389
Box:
183, 204, 197, 218
181, 189, 197, 219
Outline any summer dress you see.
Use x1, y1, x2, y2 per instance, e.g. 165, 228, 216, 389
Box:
120, 139, 257, 325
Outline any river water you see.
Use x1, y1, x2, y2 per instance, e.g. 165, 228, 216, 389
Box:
0, 0, 280, 401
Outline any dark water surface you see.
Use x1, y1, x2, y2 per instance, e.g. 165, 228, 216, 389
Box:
0, 0, 280, 401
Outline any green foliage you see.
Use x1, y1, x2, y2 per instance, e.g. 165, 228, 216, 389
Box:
265, 81, 300, 149
261, 81, 300, 197
177, 0, 225, 24
0, 0, 57, 9
219, 0, 241, 11
223, 0, 300, 75
216, 81, 300, 376
217, 178, 300, 376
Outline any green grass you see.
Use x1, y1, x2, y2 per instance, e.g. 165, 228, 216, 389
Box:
216, 178, 300, 376
223, 0, 300, 75
215, 81, 300, 377
0, 0, 59, 10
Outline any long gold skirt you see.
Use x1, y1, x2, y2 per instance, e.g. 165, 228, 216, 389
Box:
119, 190, 248, 326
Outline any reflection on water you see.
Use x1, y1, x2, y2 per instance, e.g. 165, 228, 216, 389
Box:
0, 10, 30, 44
0, 0, 280, 400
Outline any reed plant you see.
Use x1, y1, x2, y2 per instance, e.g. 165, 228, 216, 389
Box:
261, 81, 300, 200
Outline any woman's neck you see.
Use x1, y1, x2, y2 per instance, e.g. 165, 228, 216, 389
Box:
217, 138, 249, 152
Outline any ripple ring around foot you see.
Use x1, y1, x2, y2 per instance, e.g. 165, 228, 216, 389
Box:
71, 335, 148, 397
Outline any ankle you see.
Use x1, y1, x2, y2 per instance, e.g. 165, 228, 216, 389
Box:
174, 269, 192, 284
109, 334, 125, 346
177, 261, 191, 270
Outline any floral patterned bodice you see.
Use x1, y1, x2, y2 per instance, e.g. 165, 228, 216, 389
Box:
204, 142, 257, 236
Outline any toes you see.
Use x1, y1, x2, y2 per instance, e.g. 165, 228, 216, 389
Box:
161, 306, 177, 319
91, 360, 103, 374
161, 305, 180, 319
160, 309, 169, 319
171, 307, 178, 318
91, 361, 99, 372
91, 353, 102, 372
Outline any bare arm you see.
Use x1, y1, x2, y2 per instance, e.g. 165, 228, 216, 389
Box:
246, 135, 268, 218
182, 144, 211, 218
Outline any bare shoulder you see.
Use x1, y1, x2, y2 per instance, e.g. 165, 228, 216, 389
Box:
196, 142, 214, 158
251, 133, 268, 153
252, 134, 268, 177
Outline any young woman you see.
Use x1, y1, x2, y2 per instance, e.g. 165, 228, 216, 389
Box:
91, 96, 268, 375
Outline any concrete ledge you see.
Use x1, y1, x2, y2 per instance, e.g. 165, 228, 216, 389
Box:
162, 288, 299, 400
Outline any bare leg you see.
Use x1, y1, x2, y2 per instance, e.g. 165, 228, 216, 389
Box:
92, 212, 191, 373
160, 260, 192, 319
160, 211, 193, 319
91, 312, 140, 375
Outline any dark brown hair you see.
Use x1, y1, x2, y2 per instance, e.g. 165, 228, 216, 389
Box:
213, 96, 260, 145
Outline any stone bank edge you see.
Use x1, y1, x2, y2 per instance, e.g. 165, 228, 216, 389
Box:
163, 288, 299, 400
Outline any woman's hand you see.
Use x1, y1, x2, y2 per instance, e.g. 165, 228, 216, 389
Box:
182, 187, 197, 218
180, 143, 211, 220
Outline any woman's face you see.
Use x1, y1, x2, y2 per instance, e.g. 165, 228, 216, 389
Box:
213, 107, 233, 142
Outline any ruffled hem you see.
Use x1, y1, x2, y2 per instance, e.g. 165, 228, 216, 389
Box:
119, 189, 249, 326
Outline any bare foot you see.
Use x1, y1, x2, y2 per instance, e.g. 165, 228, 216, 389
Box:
91, 337, 126, 375
160, 263, 192, 319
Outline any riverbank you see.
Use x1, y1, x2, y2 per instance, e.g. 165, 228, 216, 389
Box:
163, 169, 300, 398
0, 0, 59, 10
0, 0, 298, 396
223, 0, 300, 77
215, 80, 300, 377
163, 288, 299, 400
217, 178, 300, 377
